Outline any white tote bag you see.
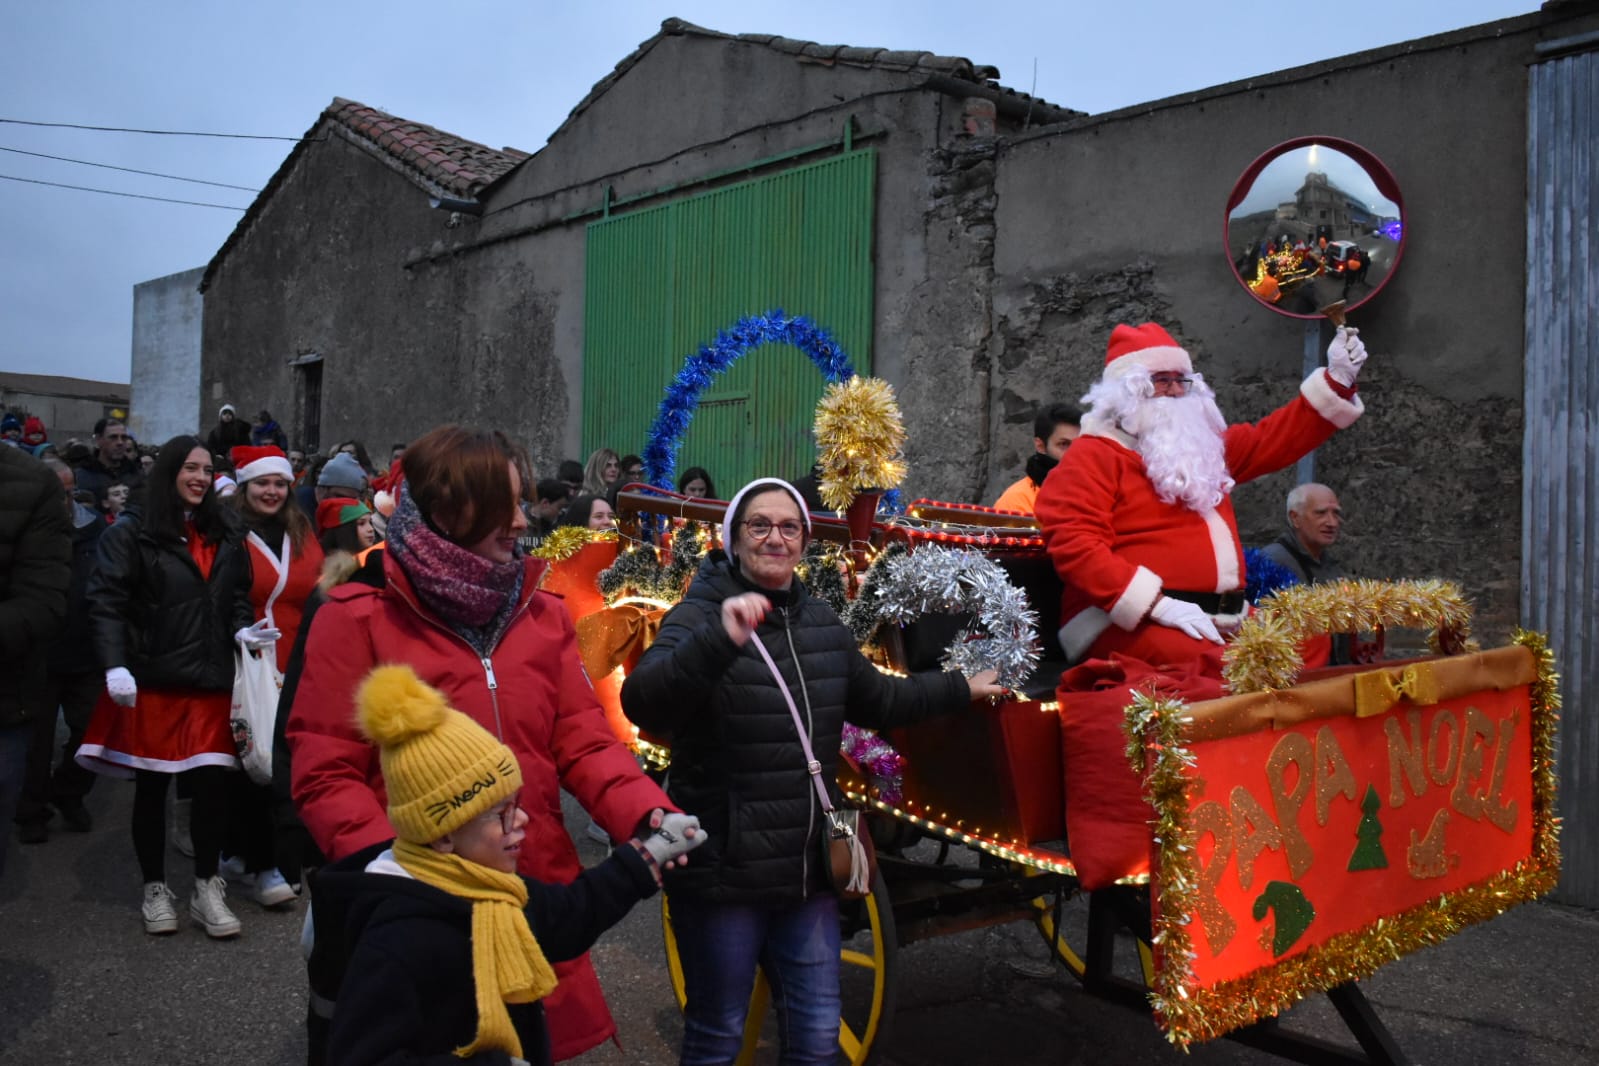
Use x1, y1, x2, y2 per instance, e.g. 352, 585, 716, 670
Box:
231, 642, 282, 784
231, 531, 290, 784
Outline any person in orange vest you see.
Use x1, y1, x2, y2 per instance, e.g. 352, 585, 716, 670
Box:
992, 404, 1082, 513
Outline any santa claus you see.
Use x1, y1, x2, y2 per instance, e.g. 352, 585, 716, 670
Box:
1035, 321, 1367, 668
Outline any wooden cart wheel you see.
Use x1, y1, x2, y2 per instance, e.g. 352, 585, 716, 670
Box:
660, 873, 897, 1066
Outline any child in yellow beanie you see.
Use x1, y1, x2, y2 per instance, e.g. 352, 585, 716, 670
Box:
322, 664, 703, 1066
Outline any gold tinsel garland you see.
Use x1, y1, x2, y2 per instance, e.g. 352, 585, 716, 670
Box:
1223, 578, 1477, 693
529, 526, 614, 563
813, 376, 907, 512
1128, 631, 1562, 1048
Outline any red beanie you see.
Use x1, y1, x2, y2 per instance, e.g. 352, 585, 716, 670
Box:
1103, 323, 1193, 378
21, 416, 46, 445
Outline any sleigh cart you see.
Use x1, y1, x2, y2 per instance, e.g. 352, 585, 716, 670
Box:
542, 489, 1561, 1066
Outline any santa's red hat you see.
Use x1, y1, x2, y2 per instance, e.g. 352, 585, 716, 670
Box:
1103, 323, 1193, 379
230, 445, 293, 484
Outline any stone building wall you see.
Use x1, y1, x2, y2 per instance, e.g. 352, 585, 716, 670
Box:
977, 10, 1599, 640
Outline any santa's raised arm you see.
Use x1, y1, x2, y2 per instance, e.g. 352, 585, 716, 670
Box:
1035, 321, 1366, 668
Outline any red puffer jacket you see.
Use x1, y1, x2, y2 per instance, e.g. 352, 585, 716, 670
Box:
286, 551, 672, 1061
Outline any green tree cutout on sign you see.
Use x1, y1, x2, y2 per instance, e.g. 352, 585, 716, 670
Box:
1347, 783, 1389, 871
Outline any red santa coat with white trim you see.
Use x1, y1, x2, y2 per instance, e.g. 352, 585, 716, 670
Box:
1035, 370, 1362, 664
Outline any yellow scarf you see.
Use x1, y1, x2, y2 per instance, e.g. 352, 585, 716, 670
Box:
393, 839, 559, 1059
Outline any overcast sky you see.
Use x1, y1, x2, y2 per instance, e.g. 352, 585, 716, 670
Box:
2, 1, 1534, 385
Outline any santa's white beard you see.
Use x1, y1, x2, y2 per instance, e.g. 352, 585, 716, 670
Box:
1124, 391, 1235, 513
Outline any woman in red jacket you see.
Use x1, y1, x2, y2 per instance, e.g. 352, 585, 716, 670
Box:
225, 445, 324, 905
286, 425, 674, 1061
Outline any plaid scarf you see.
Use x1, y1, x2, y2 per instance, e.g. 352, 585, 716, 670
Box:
386, 482, 524, 655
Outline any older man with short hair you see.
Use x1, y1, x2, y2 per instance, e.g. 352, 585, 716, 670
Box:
1260, 482, 1346, 585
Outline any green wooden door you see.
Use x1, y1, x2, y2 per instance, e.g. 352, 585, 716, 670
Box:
583, 149, 875, 494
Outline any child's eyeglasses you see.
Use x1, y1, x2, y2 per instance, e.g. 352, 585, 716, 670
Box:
483, 791, 522, 833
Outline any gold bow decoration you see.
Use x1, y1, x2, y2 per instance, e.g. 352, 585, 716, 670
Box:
1354, 662, 1441, 718
574, 603, 665, 682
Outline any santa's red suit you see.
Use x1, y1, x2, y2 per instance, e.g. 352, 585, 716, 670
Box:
1035, 324, 1363, 667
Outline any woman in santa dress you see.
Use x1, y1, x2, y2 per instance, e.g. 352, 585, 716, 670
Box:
219, 444, 324, 906
77, 436, 268, 938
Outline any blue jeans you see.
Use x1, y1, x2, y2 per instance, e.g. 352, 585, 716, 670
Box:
671, 891, 841, 1065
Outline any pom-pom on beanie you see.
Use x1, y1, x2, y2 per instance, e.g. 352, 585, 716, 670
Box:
356, 664, 522, 844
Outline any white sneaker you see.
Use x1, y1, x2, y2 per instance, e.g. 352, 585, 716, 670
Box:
190, 875, 242, 938
253, 867, 298, 908
141, 881, 180, 935
171, 798, 194, 858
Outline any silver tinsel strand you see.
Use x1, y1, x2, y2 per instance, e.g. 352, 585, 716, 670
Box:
858, 546, 1041, 687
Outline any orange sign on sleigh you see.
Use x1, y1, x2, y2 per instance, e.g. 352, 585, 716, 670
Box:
1126, 583, 1561, 1048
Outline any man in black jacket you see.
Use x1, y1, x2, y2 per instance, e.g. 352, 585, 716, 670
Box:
206, 403, 252, 459
0, 445, 70, 876
15, 458, 104, 842
73, 417, 144, 509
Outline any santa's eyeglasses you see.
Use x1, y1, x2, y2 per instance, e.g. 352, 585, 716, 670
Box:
1150, 373, 1193, 391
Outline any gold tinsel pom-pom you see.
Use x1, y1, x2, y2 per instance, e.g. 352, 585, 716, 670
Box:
814, 376, 908, 512
530, 526, 614, 563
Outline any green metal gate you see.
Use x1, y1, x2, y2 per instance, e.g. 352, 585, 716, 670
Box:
582, 149, 876, 492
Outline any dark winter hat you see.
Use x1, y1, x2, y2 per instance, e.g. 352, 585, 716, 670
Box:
317, 452, 367, 489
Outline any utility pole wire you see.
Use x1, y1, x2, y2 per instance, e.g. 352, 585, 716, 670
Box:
0, 173, 246, 210
0, 117, 301, 141
0, 146, 261, 191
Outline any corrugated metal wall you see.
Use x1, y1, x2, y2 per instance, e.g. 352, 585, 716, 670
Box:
1523, 43, 1599, 907
583, 150, 876, 490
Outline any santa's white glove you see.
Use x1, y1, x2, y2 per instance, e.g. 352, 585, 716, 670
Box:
1149, 596, 1224, 644
1327, 326, 1367, 387
105, 666, 138, 707
639, 813, 706, 868
235, 619, 282, 650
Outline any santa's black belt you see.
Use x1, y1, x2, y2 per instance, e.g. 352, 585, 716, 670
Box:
1164, 589, 1246, 615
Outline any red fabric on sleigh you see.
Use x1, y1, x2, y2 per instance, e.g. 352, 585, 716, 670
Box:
1058, 651, 1227, 890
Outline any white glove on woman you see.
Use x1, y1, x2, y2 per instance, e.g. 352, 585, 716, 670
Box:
105, 666, 138, 707
639, 812, 707, 867
1327, 326, 1368, 387
1149, 596, 1223, 644
235, 619, 282, 650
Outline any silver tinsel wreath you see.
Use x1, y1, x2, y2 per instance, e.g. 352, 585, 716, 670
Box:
858, 546, 1041, 687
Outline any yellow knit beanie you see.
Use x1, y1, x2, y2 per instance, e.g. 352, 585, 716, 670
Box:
356, 664, 522, 844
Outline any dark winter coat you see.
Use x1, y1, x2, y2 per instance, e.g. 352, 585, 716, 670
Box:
621, 551, 971, 904
87, 503, 254, 690
46, 503, 107, 675
320, 840, 659, 1066
0, 445, 70, 728
250, 420, 288, 450
206, 418, 251, 458
70, 454, 144, 513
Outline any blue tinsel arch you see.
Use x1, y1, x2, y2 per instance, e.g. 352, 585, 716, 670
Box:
642, 310, 901, 512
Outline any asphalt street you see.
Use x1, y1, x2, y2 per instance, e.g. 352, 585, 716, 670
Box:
3, 781, 1596, 1065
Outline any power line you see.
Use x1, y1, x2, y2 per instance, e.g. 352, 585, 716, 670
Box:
0, 117, 301, 141
0, 145, 260, 191
0, 173, 246, 210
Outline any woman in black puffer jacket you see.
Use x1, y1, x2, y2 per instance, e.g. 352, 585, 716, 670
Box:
78, 435, 262, 940
622, 478, 1003, 1066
